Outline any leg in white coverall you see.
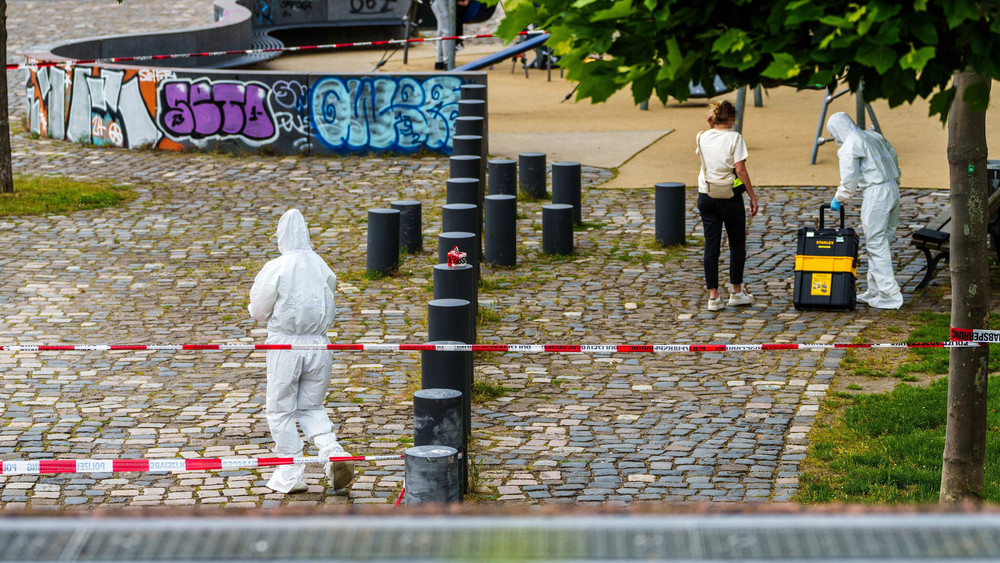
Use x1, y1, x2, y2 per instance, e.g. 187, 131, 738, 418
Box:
859, 182, 903, 310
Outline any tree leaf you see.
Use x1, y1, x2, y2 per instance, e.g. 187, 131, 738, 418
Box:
784, 0, 824, 26
855, 44, 897, 74
592, 0, 633, 22
900, 46, 936, 71
761, 53, 801, 79
942, 0, 980, 29
712, 28, 746, 54
928, 87, 956, 124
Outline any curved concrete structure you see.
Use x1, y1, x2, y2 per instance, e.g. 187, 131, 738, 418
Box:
23, 0, 485, 155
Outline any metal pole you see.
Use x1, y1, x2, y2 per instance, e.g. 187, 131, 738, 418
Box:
444, 0, 456, 70
735, 86, 747, 134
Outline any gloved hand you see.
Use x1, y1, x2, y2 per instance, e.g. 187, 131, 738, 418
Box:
830, 198, 841, 211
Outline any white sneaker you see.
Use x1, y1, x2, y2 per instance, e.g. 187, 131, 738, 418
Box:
728, 291, 754, 306
707, 297, 724, 311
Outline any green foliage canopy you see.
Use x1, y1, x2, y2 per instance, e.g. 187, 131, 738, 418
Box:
493, 0, 1000, 121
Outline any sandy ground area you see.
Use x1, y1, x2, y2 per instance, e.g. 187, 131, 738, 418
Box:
254, 40, 1000, 190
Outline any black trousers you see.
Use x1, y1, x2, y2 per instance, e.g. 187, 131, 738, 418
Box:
697, 192, 747, 290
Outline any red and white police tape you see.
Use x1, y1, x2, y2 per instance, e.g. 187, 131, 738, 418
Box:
6, 30, 545, 72
0, 454, 403, 476
0, 341, 985, 353
951, 327, 1000, 344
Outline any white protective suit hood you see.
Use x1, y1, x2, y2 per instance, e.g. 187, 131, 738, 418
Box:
826, 112, 858, 146
248, 209, 337, 338
277, 208, 312, 254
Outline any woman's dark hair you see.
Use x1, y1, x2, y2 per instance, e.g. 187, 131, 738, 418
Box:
707, 100, 736, 127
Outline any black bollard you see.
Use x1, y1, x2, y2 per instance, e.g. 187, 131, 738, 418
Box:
519, 152, 547, 198
460, 84, 489, 158
404, 445, 461, 504
452, 135, 483, 159
390, 200, 422, 254
433, 263, 477, 337
655, 182, 686, 246
428, 299, 475, 437
484, 194, 517, 267
366, 208, 400, 277
428, 298, 474, 344
421, 340, 473, 440
413, 388, 465, 494
438, 231, 479, 280
442, 203, 480, 240
450, 155, 483, 194
446, 177, 480, 205
457, 98, 486, 120
552, 161, 582, 225
460, 83, 487, 102
488, 158, 517, 196
455, 116, 484, 139
542, 203, 574, 255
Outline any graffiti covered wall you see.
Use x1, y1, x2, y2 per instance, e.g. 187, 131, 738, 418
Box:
25, 66, 480, 155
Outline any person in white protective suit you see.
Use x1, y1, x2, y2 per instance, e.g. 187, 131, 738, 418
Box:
827, 112, 904, 310
248, 209, 354, 493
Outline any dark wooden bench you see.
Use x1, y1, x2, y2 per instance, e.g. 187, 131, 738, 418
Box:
910, 186, 1000, 289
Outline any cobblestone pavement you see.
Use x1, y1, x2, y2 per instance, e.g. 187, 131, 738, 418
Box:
0, 0, 952, 510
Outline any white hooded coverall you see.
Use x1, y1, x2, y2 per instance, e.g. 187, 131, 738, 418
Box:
827, 112, 904, 309
249, 209, 345, 493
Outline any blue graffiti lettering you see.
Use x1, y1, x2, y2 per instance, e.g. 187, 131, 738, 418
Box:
309, 75, 463, 154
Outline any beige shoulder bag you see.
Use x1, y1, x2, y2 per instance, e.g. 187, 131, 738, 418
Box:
697, 132, 735, 200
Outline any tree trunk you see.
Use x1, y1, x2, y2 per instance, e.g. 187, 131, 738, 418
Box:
0, 0, 13, 193
940, 70, 991, 503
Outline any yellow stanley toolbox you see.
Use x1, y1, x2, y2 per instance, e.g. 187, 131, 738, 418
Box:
793, 205, 859, 311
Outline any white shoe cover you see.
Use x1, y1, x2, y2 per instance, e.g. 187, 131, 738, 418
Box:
266, 450, 305, 493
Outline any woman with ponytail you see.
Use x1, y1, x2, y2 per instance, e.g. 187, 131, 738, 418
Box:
695, 100, 759, 311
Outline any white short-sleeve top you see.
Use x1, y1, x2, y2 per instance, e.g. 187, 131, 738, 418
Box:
696, 129, 749, 193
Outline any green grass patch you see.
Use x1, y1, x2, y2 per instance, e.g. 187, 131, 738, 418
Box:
841, 312, 1000, 380
1, 174, 137, 216
798, 310, 1000, 504
472, 379, 511, 402
796, 375, 1000, 504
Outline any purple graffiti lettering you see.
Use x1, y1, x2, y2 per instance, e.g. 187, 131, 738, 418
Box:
190, 81, 222, 137
242, 85, 275, 139
214, 83, 246, 135
159, 80, 277, 142
161, 83, 195, 135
